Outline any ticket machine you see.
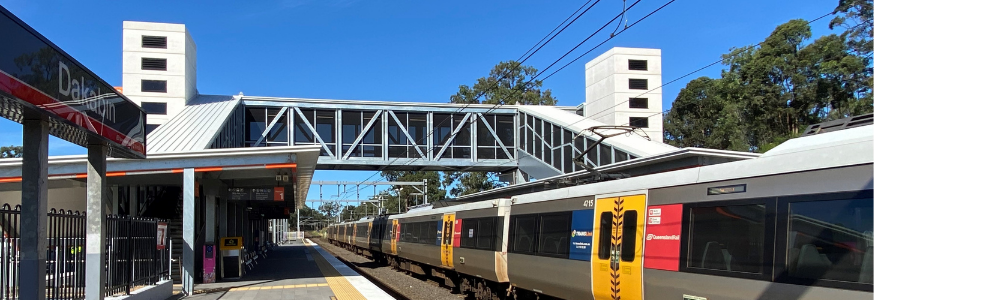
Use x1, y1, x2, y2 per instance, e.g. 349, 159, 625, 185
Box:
203, 244, 217, 283
220, 237, 243, 279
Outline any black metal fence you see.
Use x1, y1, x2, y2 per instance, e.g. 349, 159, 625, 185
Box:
0, 204, 170, 299
105, 215, 171, 297
1, 204, 86, 300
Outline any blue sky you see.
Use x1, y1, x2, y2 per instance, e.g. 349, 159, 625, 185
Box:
0, 0, 842, 206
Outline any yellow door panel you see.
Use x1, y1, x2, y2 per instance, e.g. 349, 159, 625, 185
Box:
440, 213, 455, 268
391, 219, 399, 255
592, 195, 646, 300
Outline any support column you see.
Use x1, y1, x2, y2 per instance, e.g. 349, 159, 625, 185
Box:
18, 116, 48, 300
182, 168, 195, 295
129, 185, 139, 216
219, 196, 228, 241
205, 187, 217, 244
110, 185, 119, 215
85, 143, 109, 299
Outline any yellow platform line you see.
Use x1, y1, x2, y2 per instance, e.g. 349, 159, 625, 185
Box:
306, 245, 368, 300
230, 283, 329, 291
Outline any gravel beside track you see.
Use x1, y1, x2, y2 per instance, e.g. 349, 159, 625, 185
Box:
310, 236, 468, 300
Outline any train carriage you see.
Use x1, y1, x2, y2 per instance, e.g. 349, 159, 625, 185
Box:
325, 118, 874, 300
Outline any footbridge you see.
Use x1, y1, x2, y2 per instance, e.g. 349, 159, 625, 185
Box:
146, 94, 699, 181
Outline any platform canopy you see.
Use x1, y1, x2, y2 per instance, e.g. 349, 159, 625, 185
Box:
0, 6, 146, 158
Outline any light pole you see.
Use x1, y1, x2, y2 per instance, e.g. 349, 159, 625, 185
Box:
395, 187, 404, 214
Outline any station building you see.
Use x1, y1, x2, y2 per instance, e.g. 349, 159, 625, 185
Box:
0, 14, 758, 300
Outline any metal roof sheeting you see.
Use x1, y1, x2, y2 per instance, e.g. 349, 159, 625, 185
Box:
146, 95, 240, 154
517, 105, 678, 157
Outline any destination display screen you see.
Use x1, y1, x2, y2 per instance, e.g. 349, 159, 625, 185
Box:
228, 187, 287, 201
0, 7, 146, 157
707, 184, 746, 195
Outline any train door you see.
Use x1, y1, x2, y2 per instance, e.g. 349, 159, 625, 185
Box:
390, 219, 399, 255
592, 194, 646, 300
440, 213, 456, 268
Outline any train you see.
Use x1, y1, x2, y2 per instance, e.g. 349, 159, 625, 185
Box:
326, 118, 873, 300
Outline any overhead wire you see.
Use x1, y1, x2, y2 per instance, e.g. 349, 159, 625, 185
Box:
334, 1, 610, 200
437, 0, 685, 177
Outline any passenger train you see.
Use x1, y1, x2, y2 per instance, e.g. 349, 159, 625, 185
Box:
327, 118, 874, 300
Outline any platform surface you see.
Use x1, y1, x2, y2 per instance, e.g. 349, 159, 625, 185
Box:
174, 239, 394, 300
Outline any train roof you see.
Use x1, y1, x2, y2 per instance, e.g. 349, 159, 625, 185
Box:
388, 198, 507, 219
512, 123, 873, 206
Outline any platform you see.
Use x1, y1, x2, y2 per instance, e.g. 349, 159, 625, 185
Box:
175, 240, 394, 300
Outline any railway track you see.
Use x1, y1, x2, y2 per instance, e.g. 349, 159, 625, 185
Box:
308, 235, 468, 300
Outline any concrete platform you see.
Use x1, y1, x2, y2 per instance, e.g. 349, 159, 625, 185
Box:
172, 240, 394, 300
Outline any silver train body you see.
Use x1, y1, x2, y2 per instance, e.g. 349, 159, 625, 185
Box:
328, 124, 874, 300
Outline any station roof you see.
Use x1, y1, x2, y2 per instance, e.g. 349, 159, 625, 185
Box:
146, 94, 241, 154
0, 145, 321, 209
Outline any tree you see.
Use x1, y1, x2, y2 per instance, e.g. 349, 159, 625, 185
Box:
442, 171, 503, 197
290, 206, 329, 230
450, 60, 557, 105
664, 1, 874, 153
444, 61, 556, 196
379, 171, 445, 208
318, 202, 341, 219
1, 145, 23, 158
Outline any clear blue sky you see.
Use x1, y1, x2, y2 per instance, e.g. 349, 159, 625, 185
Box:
0, 0, 841, 206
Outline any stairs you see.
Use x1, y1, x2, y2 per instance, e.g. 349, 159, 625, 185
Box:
170, 199, 183, 284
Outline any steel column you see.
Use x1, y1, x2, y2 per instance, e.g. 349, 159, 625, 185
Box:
182, 168, 195, 295
85, 143, 109, 299
18, 116, 48, 300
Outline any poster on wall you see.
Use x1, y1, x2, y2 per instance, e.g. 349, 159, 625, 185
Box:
156, 222, 167, 250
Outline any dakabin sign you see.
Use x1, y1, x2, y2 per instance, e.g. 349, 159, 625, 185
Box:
0, 7, 145, 158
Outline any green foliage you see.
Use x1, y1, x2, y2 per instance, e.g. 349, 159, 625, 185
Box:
450, 60, 557, 105
664, 3, 873, 153
290, 206, 330, 230
442, 171, 505, 197
0, 145, 23, 158
439, 61, 557, 196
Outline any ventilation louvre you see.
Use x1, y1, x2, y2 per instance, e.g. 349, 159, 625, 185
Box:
141, 58, 167, 71
628, 59, 648, 71
628, 97, 648, 109
628, 78, 648, 90
142, 36, 167, 48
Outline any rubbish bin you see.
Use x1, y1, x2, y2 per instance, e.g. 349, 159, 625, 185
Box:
219, 237, 243, 279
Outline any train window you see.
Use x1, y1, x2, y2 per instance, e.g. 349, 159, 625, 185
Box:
537, 212, 571, 257
461, 218, 479, 248
785, 198, 873, 284
476, 217, 497, 250
598, 212, 612, 260
621, 210, 637, 262
688, 204, 766, 274
510, 215, 538, 254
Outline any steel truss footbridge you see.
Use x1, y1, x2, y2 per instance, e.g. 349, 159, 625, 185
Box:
146, 94, 755, 184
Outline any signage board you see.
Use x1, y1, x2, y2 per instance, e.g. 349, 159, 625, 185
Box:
644, 204, 683, 271
220, 237, 243, 251
228, 187, 287, 201
0, 7, 146, 158
156, 222, 168, 250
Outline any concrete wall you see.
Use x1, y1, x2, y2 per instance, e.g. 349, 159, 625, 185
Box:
0, 185, 87, 213
584, 47, 664, 142
122, 21, 197, 127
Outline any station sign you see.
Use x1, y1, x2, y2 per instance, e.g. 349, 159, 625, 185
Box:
0, 7, 146, 158
228, 186, 286, 201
